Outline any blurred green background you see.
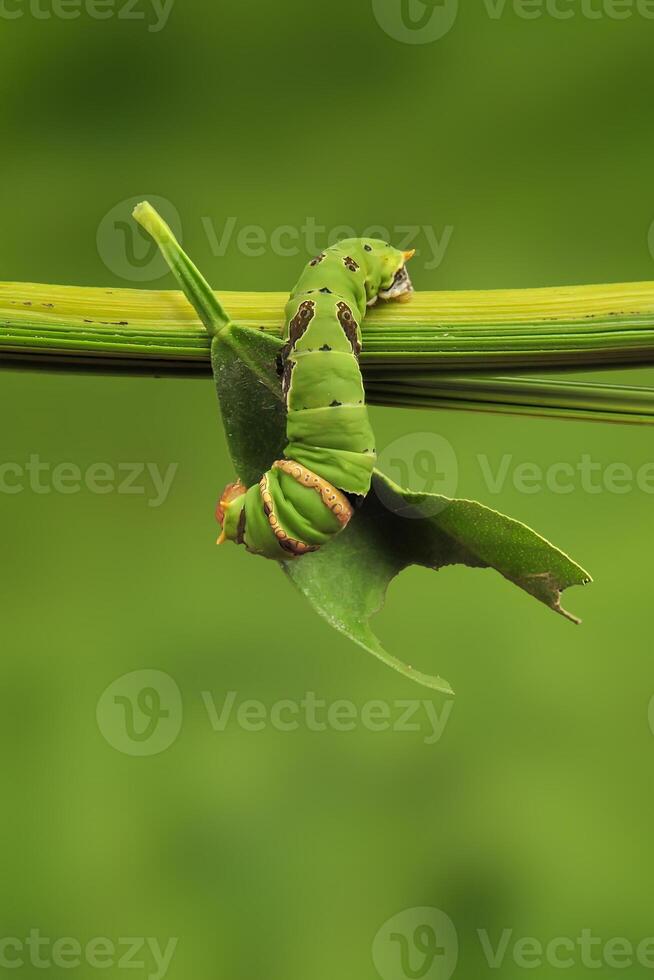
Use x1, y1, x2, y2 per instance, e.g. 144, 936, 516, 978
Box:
2, 1, 654, 977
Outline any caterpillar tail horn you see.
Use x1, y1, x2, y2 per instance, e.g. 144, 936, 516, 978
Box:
132, 201, 232, 337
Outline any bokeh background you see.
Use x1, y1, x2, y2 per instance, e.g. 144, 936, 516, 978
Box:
2, 2, 654, 977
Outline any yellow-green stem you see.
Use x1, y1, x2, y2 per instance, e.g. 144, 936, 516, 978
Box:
2, 279, 654, 424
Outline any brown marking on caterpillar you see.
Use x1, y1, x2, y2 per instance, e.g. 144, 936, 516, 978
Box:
343, 256, 359, 273
288, 299, 315, 347
275, 348, 286, 377
235, 508, 247, 546
279, 537, 316, 557
310, 253, 326, 267
273, 459, 354, 528
281, 356, 295, 399
336, 301, 361, 356
279, 299, 315, 396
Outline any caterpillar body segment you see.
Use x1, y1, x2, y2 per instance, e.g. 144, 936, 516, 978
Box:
218, 238, 414, 560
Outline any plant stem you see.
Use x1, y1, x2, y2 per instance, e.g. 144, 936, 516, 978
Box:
367, 375, 654, 425
132, 202, 231, 336
2, 279, 654, 424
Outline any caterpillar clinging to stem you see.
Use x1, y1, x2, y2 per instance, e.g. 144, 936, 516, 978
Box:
134, 201, 414, 559
132, 202, 591, 691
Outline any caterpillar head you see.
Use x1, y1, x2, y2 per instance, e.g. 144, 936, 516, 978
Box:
216, 480, 247, 545
379, 249, 415, 303
358, 239, 415, 304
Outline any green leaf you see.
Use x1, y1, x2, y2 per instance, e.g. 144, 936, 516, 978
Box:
210, 324, 287, 486
211, 323, 592, 694
285, 472, 590, 694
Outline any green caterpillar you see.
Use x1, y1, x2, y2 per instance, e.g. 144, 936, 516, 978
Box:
215, 240, 414, 558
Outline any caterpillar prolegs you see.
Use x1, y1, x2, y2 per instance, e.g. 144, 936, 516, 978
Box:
215, 240, 415, 559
